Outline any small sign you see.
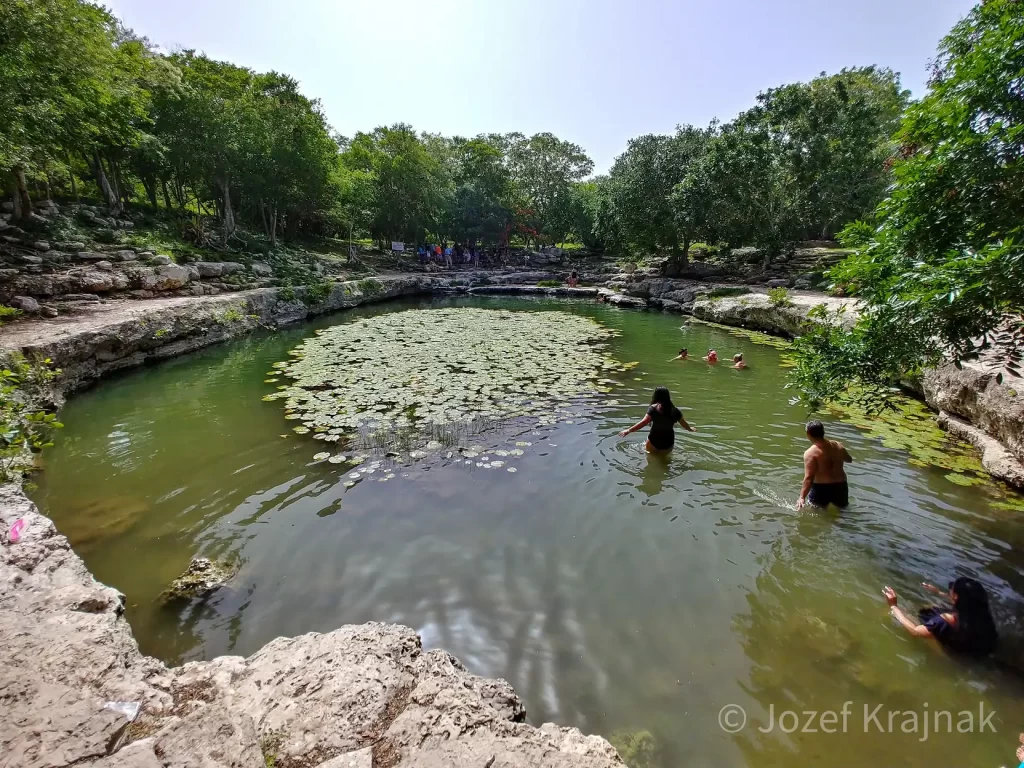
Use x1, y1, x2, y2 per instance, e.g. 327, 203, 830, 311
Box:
391, 241, 405, 252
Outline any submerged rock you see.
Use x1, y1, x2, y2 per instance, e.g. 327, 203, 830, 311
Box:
162, 557, 234, 601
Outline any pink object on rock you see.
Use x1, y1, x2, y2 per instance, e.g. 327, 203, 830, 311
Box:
8, 518, 25, 543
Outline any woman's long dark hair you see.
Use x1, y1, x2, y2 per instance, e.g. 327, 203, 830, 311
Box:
948, 577, 998, 656
651, 386, 675, 412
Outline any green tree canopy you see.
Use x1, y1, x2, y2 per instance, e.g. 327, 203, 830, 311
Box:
790, 0, 1024, 407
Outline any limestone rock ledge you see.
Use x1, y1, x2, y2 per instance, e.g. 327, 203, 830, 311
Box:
691, 291, 859, 339
0, 485, 622, 768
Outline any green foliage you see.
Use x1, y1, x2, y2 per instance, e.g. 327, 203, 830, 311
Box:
303, 280, 333, 306
356, 278, 382, 297
609, 730, 658, 768
791, 0, 1024, 406
705, 286, 751, 298
278, 284, 297, 302
536, 279, 561, 287
0, 354, 63, 482
0, 306, 23, 325
766, 286, 793, 307
213, 304, 246, 324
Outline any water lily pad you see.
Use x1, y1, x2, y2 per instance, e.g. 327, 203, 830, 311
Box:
268, 307, 619, 454
313, 452, 331, 461
507, 467, 517, 473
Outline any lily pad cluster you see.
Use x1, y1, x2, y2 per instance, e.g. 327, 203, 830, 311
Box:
265, 308, 624, 450
827, 393, 988, 483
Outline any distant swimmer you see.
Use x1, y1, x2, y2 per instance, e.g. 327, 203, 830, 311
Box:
619, 386, 696, 454
732, 353, 747, 369
703, 349, 718, 364
671, 347, 689, 361
796, 420, 852, 510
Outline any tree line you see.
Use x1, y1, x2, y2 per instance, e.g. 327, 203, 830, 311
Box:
4, 0, 908, 260
790, 0, 1024, 405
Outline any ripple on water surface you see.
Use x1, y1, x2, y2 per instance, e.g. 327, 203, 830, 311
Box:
31, 296, 1024, 768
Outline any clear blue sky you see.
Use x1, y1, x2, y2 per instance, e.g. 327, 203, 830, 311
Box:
107, 0, 977, 173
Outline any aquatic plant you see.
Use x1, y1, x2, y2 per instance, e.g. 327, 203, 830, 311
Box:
609, 729, 658, 768
826, 392, 987, 481
265, 308, 622, 448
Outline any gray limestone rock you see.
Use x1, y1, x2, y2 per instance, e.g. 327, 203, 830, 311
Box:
153, 264, 191, 291
10, 296, 41, 313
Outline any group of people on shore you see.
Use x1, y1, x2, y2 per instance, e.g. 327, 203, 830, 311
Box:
616, 372, 1003, 668
416, 242, 511, 270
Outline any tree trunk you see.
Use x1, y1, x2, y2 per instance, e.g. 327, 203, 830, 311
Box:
161, 178, 172, 210
269, 203, 278, 247
11, 166, 32, 220
680, 234, 691, 268
111, 160, 127, 206
142, 177, 158, 210
67, 153, 79, 202
92, 150, 121, 212
220, 177, 235, 245
260, 201, 271, 236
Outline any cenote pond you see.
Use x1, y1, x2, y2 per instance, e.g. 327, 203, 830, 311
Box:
32, 296, 1024, 768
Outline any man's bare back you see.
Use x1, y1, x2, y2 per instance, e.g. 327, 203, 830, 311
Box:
797, 421, 853, 509
804, 439, 851, 484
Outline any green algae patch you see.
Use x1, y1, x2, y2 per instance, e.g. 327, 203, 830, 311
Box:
609, 730, 658, 768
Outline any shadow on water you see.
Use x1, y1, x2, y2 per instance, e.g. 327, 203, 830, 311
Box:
30, 295, 1024, 768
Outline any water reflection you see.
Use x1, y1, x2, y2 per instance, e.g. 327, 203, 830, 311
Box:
31, 297, 1024, 768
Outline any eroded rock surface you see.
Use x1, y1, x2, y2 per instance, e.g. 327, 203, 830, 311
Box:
924, 364, 1024, 467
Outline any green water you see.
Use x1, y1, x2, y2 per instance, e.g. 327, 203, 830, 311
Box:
32, 296, 1024, 768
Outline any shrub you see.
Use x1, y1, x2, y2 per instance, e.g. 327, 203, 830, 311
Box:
0, 306, 23, 325
0, 354, 63, 483
304, 280, 333, 306
767, 286, 793, 307
706, 286, 750, 299
537, 279, 561, 288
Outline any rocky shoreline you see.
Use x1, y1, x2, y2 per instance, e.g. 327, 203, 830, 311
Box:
3, 272, 1023, 768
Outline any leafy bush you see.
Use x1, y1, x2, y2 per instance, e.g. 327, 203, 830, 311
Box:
537, 279, 561, 287
304, 280, 333, 306
706, 286, 750, 299
0, 355, 63, 482
0, 306, 23, 325
767, 287, 793, 307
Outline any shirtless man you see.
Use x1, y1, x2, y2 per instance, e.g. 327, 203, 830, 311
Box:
796, 420, 853, 510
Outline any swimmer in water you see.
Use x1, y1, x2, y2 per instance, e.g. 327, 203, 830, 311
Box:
618, 386, 696, 453
796, 420, 852, 510
732, 353, 747, 369
671, 347, 689, 361
703, 349, 718, 363
882, 577, 998, 657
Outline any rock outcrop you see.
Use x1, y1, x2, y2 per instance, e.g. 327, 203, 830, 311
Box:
925, 364, 1024, 473
0, 485, 622, 768
691, 291, 859, 338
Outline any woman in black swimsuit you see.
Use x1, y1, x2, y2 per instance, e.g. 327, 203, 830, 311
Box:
619, 386, 696, 453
